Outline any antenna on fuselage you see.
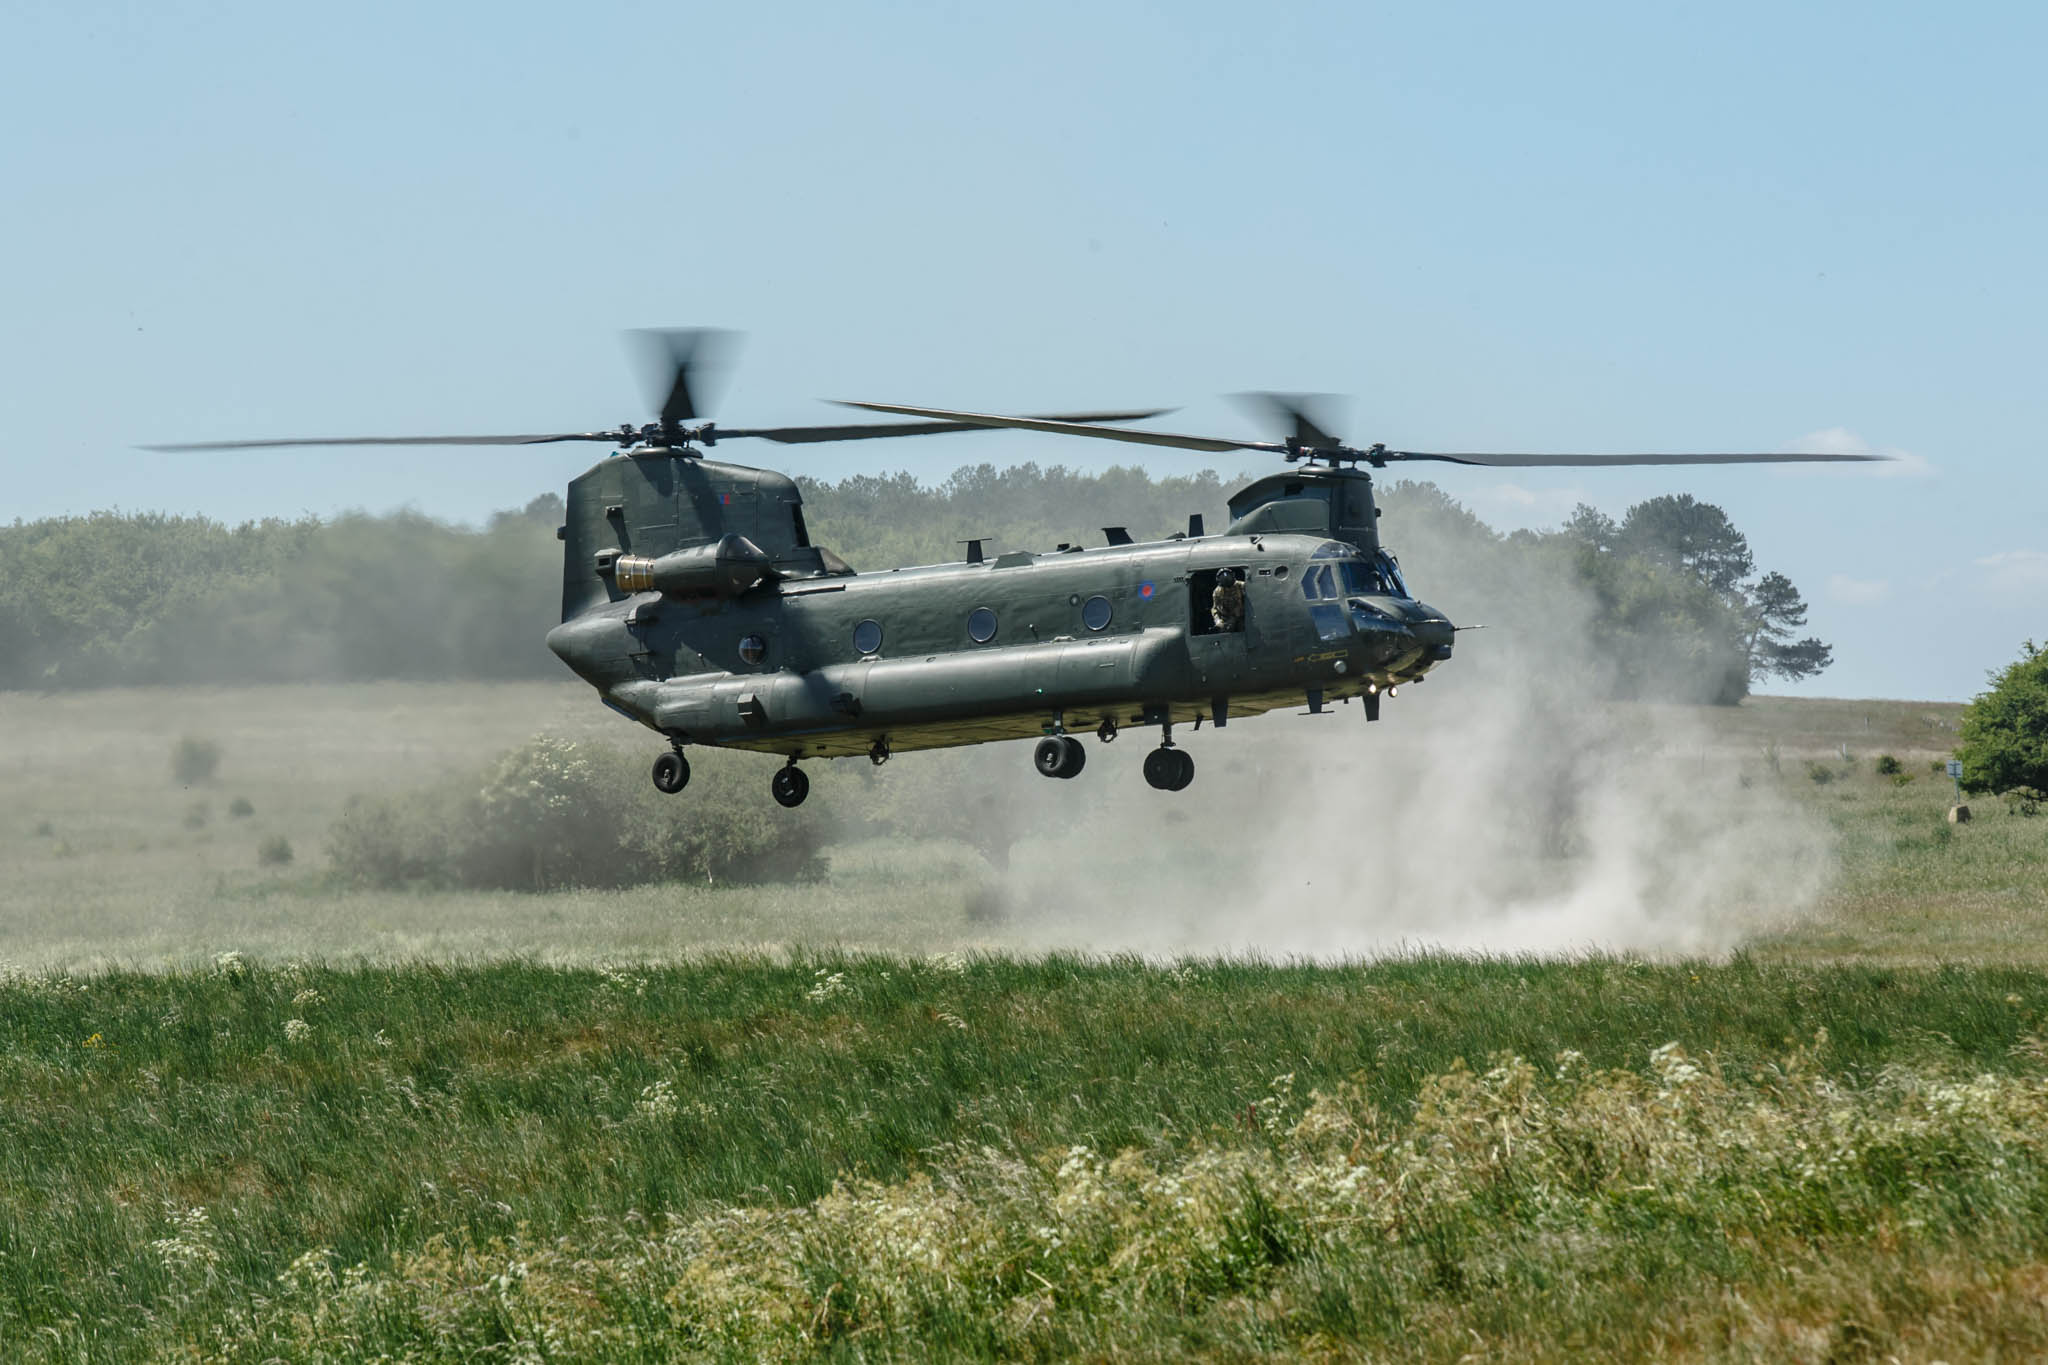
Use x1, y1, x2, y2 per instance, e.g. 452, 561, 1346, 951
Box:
960, 538, 987, 565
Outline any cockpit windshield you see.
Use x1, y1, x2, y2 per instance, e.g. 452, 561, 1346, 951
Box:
1300, 549, 1410, 600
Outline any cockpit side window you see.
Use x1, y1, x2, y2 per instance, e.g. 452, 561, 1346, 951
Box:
1376, 551, 1409, 598
1299, 563, 1338, 601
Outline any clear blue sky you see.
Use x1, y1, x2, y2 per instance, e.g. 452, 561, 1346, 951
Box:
3, 1, 2041, 701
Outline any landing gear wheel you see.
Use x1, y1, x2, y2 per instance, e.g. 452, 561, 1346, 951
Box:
771, 764, 810, 809
1169, 748, 1195, 790
651, 750, 690, 794
1033, 735, 1087, 779
1143, 747, 1180, 791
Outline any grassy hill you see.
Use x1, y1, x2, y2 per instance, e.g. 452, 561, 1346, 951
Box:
5, 683, 2048, 1359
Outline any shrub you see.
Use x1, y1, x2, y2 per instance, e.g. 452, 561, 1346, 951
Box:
228, 796, 254, 818
328, 735, 829, 892
2003, 787, 2044, 817
1806, 762, 1836, 786
1875, 754, 1902, 775
1891, 773, 1915, 788
170, 735, 221, 784
258, 835, 294, 866
1957, 641, 2048, 795
1931, 758, 1947, 774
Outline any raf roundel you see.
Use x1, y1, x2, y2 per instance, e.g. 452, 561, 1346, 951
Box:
1137, 581, 1156, 601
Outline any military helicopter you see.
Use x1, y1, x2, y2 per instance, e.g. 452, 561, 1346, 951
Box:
151, 331, 1882, 806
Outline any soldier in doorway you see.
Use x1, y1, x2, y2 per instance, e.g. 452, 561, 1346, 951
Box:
1211, 568, 1246, 632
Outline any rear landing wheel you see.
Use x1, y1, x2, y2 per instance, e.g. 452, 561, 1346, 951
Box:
651, 751, 690, 795
1143, 747, 1194, 791
771, 764, 810, 809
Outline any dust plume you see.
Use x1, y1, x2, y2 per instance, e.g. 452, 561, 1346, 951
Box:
963, 500, 1834, 959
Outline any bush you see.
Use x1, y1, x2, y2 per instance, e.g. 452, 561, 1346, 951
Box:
1957, 641, 2048, 795
2003, 787, 2044, 817
228, 796, 255, 818
257, 835, 294, 866
170, 735, 221, 784
1806, 762, 1836, 786
327, 736, 829, 892
1875, 754, 1902, 776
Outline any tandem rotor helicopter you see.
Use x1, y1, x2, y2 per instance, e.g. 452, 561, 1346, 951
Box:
151, 331, 1882, 807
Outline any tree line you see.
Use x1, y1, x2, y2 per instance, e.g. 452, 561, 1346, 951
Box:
0, 464, 1827, 701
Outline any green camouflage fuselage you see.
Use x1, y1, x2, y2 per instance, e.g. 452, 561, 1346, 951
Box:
546, 453, 1453, 758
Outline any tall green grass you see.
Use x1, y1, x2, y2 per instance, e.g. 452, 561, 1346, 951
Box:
5, 955, 2048, 1359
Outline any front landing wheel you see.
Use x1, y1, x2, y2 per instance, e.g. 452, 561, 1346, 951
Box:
1033, 735, 1087, 779
651, 751, 690, 795
771, 765, 810, 809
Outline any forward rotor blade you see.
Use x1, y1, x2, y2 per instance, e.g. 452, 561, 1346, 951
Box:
725, 408, 1175, 445
1382, 450, 1890, 467
838, 401, 1284, 454
139, 433, 619, 451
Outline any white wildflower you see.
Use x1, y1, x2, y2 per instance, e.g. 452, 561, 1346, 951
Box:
636, 1079, 679, 1122
290, 988, 322, 1009
371, 1029, 394, 1049
599, 966, 648, 997
276, 1247, 335, 1296
151, 1205, 220, 1272
1650, 1042, 1703, 1091
807, 970, 855, 1004
283, 1017, 312, 1044
212, 950, 250, 982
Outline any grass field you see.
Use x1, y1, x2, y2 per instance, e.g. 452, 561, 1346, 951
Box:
5, 683, 2048, 1359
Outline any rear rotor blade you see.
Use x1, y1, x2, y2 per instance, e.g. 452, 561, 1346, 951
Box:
140, 432, 620, 451
1383, 450, 1890, 467
837, 401, 1284, 454
628, 327, 737, 425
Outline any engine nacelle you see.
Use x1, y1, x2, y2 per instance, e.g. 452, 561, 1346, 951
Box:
613, 534, 771, 598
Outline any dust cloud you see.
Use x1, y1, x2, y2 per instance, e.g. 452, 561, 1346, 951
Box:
963, 516, 1834, 960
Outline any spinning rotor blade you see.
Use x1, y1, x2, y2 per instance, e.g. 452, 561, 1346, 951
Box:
721, 409, 1173, 444
837, 401, 1286, 454
629, 327, 736, 426
141, 432, 620, 451
1380, 450, 1889, 466
145, 410, 1175, 452
1231, 392, 1346, 450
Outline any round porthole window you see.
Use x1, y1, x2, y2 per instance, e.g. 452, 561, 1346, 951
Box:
852, 619, 883, 655
738, 634, 769, 665
966, 607, 998, 643
1275, 564, 1291, 579
1081, 595, 1113, 631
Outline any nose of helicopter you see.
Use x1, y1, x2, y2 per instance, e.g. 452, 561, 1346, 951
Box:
1408, 603, 1455, 660
1345, 598, 1455, 673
